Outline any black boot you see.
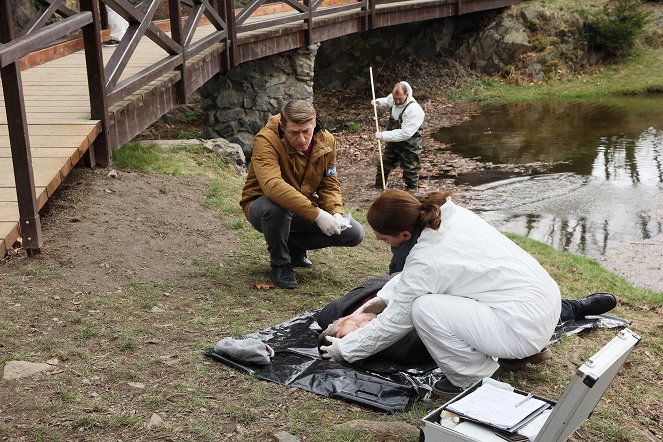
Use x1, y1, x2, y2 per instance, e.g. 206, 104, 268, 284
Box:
578, 292, 617, 317
290, 249, 312, 268
375, 173, 388, 189
431, 376, 465, 400
270, 264, 297, 289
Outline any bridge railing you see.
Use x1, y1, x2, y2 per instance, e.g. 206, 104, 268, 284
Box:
0, 0, 95, 253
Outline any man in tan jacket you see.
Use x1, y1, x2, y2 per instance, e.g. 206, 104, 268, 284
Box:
240, 100, 364, 288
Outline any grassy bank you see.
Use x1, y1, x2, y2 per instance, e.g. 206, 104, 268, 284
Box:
447, 46, 663, 105
2, 143, 661, 441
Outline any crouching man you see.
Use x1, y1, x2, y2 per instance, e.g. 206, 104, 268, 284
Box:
240, 100, 364, 289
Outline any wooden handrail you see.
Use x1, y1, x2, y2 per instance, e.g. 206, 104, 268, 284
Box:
0, 12, 92, 67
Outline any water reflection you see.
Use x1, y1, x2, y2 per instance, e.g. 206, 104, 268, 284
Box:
434, 98, 663, 258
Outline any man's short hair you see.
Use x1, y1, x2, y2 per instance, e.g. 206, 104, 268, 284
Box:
281, 100, 316, 126
394, 82, 408, 95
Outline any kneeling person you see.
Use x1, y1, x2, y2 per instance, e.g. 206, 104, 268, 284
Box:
240, 100, 364, 289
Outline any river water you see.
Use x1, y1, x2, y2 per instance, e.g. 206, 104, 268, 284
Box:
433, 97, 663, 290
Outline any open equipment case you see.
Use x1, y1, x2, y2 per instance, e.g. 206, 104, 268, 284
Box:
420, 328, 641, 442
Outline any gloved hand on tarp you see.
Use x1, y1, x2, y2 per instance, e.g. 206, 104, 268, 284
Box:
214, 337, 275, 365
320, 336, 345, 362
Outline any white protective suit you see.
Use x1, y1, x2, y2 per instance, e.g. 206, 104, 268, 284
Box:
337, 199, 561, 388
374, 81, 425, 143
106, 6, 129, 41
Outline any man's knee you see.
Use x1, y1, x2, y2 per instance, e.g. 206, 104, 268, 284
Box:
341, 220, 365, 247
248, 197, 290, 231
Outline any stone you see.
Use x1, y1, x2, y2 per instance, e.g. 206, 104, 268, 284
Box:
215, 108, 245, 124
128, 382, 146, 389
202, 138, 246, 167
273, 430, 300, 442
453, 15, 531, 74
3, 360, 54, 380
520, 5, 541, 26
266, 83, 285, 98
266, 73, 287, 88
147, 413, 165, 429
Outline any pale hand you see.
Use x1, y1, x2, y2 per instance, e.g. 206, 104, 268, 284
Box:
320, 336, 344, 362
315, 209, 341, 236
375, 131, 383, 140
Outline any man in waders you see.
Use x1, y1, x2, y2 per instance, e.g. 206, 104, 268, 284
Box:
373, 81, 425, 190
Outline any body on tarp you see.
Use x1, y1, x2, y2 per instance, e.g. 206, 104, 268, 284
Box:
420, 328, 641, 442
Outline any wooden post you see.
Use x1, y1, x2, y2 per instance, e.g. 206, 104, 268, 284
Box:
169, 0, 187, 103
369, 66, 386, 190
304, 0, 312, 46
80, 0, 111, 166
0, 0, 43, 254
225, 0, 237, 67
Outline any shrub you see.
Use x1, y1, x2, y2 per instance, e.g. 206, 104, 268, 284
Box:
584, 0, 650, 57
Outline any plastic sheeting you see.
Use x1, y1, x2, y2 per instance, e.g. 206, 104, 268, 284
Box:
204, 313, 630, 414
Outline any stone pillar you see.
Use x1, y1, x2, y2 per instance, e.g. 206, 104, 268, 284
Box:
199, 44, 319, 161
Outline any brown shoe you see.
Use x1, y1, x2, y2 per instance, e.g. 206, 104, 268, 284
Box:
498, 348, 552, 371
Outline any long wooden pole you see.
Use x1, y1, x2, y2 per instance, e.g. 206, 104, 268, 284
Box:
370, 67, 386, 190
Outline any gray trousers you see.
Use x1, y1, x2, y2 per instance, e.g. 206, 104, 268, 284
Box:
247, 196, 365, 266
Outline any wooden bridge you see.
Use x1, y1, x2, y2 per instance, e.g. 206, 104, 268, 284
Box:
0, 0, 517, 257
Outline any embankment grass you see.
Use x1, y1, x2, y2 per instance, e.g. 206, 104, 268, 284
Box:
449, 48, 663, 104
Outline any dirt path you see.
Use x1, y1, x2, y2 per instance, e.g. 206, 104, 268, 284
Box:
4, 168, 235, 290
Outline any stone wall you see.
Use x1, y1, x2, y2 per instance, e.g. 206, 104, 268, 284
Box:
199, 44, 319, 160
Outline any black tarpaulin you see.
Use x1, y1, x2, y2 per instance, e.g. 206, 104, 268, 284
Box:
204, 313, 630, 414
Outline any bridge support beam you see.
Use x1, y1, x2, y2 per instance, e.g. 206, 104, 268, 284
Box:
1, 0, 43, 254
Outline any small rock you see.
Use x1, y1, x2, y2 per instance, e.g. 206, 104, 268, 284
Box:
107, 170, 118, 178
3, 360, 54, 380
160, 355, 178, 366
147, 413, 165, 429
128, 382, 146, 389
274, 430, 300, 442
150, 306, 165, 313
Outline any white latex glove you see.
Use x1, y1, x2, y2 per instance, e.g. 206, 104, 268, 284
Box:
315, 209, 341, 236
352, 296, 387, 315
371, 99, 376, 106
333, 213, 344, 222
320, 336, 344, 362
375, 131, 383, 140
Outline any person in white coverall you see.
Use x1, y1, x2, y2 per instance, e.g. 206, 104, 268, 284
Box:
320, 190, 561, 397
104, 6, 128, 46
373, 81, 425, 189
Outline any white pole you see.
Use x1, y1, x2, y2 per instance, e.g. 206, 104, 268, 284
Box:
370, 67, 386, 190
